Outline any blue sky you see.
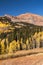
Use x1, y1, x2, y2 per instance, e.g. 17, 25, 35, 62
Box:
0, 0, 43, 16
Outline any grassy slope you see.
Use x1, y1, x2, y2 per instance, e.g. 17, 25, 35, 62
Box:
0, 53, 43, 65
0, 48, 43, 60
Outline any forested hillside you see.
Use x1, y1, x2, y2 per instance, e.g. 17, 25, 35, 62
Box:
0, 14, 43, 54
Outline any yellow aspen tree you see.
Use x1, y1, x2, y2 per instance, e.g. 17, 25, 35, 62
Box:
1, 39, 5, 54
16, 40, 20, 50
0, 39, 1, 54
36, 36, 40, 48
9, 40, 17, 53
6, 37, 9, 53
26, 38, 29, 50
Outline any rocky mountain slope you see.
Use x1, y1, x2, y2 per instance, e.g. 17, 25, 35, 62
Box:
5, 13, 43, 26
0, 13, 43, 34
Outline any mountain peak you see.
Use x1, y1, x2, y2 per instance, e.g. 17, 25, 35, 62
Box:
1, 13, 43, 26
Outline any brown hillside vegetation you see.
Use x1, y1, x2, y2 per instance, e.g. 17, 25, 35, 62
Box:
0, 52, 43, 65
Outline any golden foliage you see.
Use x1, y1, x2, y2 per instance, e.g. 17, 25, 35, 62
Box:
0, 21, 10, 27
9, 40, 17, 53
0, 31, 43, 54
1, 39, 5, 54
16, 40, 20, 50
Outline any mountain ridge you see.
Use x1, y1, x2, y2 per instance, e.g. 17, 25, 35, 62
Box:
4, 13, 43, 26
0, 13, 43, 26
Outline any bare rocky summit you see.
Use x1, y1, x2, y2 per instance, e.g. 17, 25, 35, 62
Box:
5, 13, 43, 26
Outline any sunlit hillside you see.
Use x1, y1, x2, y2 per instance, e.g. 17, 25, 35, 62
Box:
0, 21, 10, 27
0, 14, 43, 55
